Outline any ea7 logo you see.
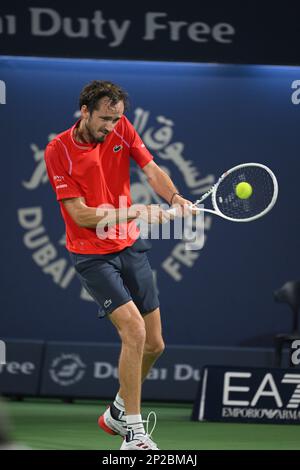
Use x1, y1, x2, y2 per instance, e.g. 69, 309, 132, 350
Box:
0, 80, 6, 104
223, 372, 300, 408
281, 373, 300, 408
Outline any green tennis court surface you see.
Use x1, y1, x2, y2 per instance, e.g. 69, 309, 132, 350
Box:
5, 399, 300, 450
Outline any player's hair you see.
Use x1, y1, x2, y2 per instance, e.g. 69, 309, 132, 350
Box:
79, 80, 129, 113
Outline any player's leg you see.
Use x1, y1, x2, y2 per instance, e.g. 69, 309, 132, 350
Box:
69, 252, 139, 437
118, 240, 164, 384
112, 240, 161, 449
109, 307, 164, 438
141, 307, 165, 382
112, 239, 164, 388
108, 300, 146, 416
109, 301, 159, 450
98, 300, 160, 449
115, 307, 164, 398
72, 242, 160, 448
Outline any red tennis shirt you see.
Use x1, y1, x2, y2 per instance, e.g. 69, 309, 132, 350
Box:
44, 116, 153, 254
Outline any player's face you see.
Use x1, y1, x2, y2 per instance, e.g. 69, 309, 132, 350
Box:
85, 98, 124, 143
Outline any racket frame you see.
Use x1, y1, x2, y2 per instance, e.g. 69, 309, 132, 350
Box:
189, 163, 278, 222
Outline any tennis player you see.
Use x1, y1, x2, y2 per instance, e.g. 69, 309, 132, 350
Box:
44, 80, 192, 450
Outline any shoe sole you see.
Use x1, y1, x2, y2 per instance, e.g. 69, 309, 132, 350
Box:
98, 415, 118, 436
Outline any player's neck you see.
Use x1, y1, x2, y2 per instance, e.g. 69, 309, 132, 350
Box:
75, 120, 93, 144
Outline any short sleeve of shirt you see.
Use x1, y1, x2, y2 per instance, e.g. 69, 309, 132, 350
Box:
123, 116, 153, 168
45, 139, 82, 201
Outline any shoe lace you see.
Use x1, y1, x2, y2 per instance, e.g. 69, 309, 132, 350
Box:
143, 411, 157, 440
125, 411, 158, 445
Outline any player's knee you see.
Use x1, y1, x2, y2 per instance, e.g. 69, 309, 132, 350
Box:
120, 318, 146, 346
144, 339, 165, 357
131, 324, 147, 346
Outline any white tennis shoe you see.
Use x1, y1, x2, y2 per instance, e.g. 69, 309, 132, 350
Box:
98, 406, 127, 437
120, 411, 159, 450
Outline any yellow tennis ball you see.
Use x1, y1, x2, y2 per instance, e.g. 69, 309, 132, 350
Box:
235, 182, 253, 199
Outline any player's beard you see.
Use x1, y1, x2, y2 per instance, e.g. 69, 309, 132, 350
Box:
85, 120, 107, 143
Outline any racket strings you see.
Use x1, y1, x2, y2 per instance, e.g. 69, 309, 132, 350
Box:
215, 166, 276, 220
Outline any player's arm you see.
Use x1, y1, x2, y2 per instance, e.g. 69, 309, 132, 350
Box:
62, 197, 169, 228
142, 160, 192, 208
62, 197, 140, 229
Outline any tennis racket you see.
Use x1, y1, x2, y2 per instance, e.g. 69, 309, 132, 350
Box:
168, 163, 278, 222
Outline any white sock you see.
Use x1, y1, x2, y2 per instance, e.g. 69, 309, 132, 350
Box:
126, 414, 145, 436
114, 393, 125, 411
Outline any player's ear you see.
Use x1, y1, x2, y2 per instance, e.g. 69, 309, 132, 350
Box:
80, 105, 89, 120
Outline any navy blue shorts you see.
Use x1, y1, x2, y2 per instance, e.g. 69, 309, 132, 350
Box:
69, 238, 159, 318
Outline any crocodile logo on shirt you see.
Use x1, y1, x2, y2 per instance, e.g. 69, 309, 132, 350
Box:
113, 145, 123, 153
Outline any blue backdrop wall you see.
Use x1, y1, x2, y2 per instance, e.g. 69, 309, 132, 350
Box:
1, 56, 299, 347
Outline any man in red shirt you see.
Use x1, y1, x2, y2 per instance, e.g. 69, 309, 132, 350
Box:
45, 80, 191, 450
